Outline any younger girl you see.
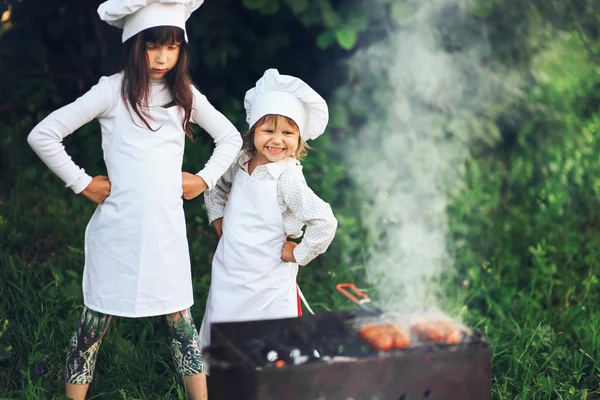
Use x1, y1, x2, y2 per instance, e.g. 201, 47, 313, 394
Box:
199, 69, 338, 346
27, 1, 242, 398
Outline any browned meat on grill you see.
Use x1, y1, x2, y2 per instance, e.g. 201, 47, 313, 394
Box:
358, 325, 394, 351
445, 326, 462, 345
412, 321, 446, 341
384, 323, 411, 349
411, 320, 462, 344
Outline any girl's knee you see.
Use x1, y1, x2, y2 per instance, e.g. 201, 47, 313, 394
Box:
66, 308, 113, 385
165, 309, 196, 335
71, 307, 112, 351
166, 309, 205, 375
165, 308, 192, 324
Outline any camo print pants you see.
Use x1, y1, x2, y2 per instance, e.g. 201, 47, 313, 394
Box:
66, 306, 205, 384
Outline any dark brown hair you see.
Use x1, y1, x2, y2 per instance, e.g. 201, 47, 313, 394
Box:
122, 26, 194, 138
244, 114, 310, 160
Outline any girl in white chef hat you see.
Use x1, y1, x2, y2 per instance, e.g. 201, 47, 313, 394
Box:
199, 69, 338, 347
27, 0, 242, 398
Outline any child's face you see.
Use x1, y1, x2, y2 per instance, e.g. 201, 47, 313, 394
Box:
145, 42, 181, 80
253, 116, 300, 165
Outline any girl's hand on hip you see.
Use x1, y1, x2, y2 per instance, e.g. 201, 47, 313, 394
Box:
281, 241, 298, 263
182, 172, 208, 200
81, 176, 111, 204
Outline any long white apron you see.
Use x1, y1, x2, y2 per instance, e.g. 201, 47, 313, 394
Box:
83, 100, 193, 318
199, 168, 299, 346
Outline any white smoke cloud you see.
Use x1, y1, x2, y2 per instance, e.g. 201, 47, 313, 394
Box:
342, 0, 522, 310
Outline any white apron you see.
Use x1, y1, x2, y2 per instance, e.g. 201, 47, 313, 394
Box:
199, 168, 299, 346
82, 97, 193, 318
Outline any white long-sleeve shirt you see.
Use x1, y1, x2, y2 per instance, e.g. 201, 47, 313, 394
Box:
27, 73, 243, 194
26, 73, 243, 317
204, 150, 338, 266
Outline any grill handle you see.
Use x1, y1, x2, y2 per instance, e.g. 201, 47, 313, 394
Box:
336, 283, 371, 305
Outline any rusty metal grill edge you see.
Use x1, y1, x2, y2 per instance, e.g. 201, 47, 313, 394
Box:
207, 310, 492, 400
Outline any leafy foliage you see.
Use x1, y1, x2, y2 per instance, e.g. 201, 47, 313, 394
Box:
448, 34, 600, 398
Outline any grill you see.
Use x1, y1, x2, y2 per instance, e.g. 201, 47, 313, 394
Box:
206, 310, 492, 400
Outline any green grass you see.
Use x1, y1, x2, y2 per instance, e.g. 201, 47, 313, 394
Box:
0, 253, 189, 400
2, 241, 599, 399
458, 268, 600, 399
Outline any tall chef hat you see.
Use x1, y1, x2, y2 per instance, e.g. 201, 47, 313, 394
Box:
97, 0, 204, 43
244, 69, 329, 141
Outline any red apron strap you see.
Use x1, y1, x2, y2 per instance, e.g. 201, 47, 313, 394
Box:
296, 286, 302, 317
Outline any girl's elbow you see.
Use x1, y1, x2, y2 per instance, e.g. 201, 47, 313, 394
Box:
328, 216, 339, 237
232, 133, 243, 150
27, 130, 42, 150
330, 212, 339, 230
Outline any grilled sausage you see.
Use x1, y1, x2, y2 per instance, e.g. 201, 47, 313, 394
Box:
445, 327, 462, 345
438, 320, 462, 344
411, 320, 462, 344
359, 325, 394, 351
411, 321, 446, 342
384, 323, 411, 349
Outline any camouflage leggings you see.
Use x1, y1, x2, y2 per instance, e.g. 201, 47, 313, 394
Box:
65, 306, 205, 384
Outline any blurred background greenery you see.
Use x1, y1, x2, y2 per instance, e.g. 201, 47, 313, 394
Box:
1, 0, 599, 398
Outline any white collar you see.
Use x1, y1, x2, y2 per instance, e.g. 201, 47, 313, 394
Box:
237, 150, 300, 179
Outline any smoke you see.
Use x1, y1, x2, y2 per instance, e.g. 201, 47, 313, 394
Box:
341, 0, 521, 310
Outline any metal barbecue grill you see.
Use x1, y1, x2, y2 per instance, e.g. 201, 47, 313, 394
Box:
206, 307, 492, 400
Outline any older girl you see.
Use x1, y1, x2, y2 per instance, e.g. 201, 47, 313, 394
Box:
27, 1, 242, 398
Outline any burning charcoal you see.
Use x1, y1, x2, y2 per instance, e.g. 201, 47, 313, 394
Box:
240, 339, 275, 365
255, 339, 308, 367
266, 350, 278, 362
278, 328, 324, 364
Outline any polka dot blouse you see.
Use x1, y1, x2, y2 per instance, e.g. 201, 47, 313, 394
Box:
204, 150, 338, 266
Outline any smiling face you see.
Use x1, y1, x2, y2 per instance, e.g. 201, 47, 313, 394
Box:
145, 41, 181, 80
252, 115, 301, 166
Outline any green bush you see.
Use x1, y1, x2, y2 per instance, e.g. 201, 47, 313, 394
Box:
448, 34, 600, 399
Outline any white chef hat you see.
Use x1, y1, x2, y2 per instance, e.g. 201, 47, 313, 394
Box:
244, 69, 329, 141
97, 0, 204, 43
